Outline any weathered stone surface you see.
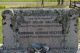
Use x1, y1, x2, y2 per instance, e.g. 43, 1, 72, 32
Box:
2, 8, 79, 53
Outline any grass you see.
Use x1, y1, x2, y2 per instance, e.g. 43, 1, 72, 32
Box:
0, 0, 57, 2
0, 0, 80, 2
0, 9, 3, 44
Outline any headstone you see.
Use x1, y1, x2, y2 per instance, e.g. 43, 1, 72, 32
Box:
2, 8, 79, 53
